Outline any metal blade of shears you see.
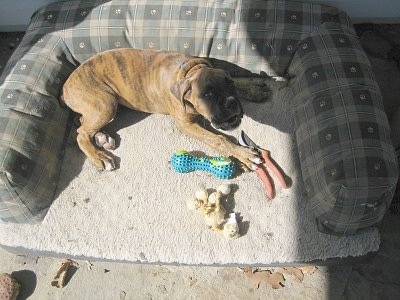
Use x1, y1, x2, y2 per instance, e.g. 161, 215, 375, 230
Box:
239, 131, 274, 198
238, 130, 260, 151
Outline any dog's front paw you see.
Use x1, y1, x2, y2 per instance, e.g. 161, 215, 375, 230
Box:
233, 146, 262, 172
234, 77, 271, 103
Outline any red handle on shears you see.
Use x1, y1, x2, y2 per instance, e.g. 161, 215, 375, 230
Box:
255, 150, 289, 199
260, 150, 288, 189
255, 167, 274, 199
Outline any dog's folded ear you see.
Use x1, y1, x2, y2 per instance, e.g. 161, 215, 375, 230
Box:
170, 78, 192, 108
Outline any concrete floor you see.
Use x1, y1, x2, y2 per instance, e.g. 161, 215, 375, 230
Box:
1, 25, 400, 299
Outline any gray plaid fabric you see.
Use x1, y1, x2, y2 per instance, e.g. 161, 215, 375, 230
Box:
26, 0, 352, 75
288, 23, 399, 234
0, 0, 398, 233
0, 32, 72, 223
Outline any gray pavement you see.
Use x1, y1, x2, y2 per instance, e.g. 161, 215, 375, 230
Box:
1, 25, 400, 300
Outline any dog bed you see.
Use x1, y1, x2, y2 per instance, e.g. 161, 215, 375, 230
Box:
0, 0, 398, 265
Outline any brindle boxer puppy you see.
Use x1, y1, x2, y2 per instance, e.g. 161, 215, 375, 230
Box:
61, 48, 261, 171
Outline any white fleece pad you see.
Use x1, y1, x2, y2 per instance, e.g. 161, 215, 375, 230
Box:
0, 81, 379, 265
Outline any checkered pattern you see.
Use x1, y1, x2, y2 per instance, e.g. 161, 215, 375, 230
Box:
0, 32, 72, 223
26, 0, 351, 76
0, 0, 398, 233
288, 23, 399, 234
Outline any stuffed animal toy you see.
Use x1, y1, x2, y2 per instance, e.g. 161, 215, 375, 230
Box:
187, 184, 240, 239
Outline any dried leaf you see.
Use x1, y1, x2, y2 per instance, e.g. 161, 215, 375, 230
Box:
85, 260, 94, 270
275, 267, 304, 283
51, 259, 78, 288
298, 266, 318, 275
242, 268, 285, 289
187, 276, 198, 287
240, 267, 253, 274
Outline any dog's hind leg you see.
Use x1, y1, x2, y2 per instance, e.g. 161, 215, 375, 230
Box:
74, 99, 118, 171
76, 127, 115, 170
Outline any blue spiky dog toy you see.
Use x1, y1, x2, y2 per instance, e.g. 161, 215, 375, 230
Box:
171, 150, 235, 179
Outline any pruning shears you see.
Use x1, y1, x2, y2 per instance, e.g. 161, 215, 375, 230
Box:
238, 130, 289, 199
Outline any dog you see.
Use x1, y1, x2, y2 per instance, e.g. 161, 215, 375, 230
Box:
61, 48, 261, 171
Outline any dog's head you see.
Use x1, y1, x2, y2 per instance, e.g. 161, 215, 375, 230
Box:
170, 67, 243, 131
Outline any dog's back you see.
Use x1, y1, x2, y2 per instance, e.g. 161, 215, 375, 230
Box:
62, 48, 189, 114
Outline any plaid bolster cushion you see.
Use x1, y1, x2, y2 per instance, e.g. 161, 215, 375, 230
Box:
288, 23, 399, 234
26, 0, 350, 75
0, 32, 74, 223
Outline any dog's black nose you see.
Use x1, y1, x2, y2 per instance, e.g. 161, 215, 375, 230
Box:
224, 96, 238, 111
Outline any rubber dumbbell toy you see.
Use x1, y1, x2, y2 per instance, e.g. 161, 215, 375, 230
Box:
171, 150, 235, 179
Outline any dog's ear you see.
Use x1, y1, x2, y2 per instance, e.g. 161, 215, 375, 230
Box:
170, 78, 192, 107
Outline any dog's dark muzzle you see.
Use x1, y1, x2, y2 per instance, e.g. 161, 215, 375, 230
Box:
211, 97, 243, 131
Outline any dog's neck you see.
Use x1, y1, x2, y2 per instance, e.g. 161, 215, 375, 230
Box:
177, 58, 212, 80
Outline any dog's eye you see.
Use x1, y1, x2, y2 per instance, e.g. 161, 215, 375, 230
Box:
204, 91, 213, 98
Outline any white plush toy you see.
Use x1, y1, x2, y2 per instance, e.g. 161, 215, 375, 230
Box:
187, 184, 240, 239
